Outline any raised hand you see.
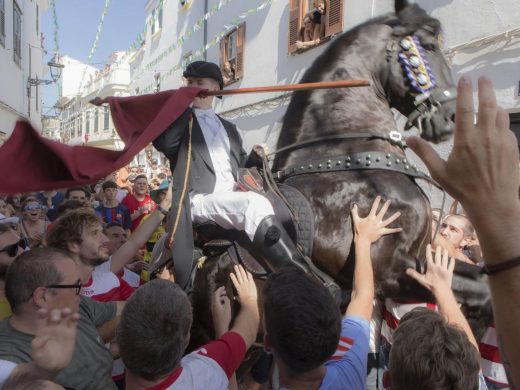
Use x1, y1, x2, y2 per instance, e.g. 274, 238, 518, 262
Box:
31, 307, 80, 374
406, 244, 455, 292
351, 196, 402, 243
229, 265, 257, 307
406, 76, 519, 218
159, 182, 173, 210
211, 286, 232, 338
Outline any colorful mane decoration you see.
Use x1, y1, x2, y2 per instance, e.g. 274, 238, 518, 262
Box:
398, 35, 437, 94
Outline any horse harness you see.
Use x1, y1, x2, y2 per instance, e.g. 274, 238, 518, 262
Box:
267, 132, 441, 190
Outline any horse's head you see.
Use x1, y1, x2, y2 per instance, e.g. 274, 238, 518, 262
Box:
384, 0, 456, 143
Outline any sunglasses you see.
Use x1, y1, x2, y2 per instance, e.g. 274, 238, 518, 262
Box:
46, 279, 83, 295
0, 238, 28, 257
24, 204, 43, 211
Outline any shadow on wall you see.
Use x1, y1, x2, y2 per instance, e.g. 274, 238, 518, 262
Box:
451, 42, 520, 91
416, 0, 454, 12
221, 102, 290, 150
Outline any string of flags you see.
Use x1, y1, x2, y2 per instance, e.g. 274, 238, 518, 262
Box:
50, 0, 59, 56
50, 0, 61, 98
139, 0, 278, 94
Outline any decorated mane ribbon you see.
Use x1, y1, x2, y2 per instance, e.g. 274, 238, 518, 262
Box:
398, 35, 436, 94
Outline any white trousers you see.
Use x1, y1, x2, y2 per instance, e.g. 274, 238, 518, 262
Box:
191, 191, 275, 241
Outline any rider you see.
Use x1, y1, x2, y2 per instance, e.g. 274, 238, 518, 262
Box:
153, 61, 337, 292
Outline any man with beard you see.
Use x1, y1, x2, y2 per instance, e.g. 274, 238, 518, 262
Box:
47, 211, 134, 302
46, 183, 172, 293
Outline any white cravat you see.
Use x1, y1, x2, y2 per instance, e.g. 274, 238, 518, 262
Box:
194, 108, 236, 193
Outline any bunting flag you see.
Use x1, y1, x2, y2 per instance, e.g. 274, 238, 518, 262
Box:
50, 0, 61, 96
0, 88, 201, 193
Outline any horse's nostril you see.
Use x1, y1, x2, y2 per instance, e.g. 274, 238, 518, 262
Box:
450, 113, 456, 123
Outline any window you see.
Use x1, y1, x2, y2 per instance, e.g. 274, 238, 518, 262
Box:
94, 109, 99, 133
149, 5, 162, 37
288, 0, 343, 54
78, 115, 82, 137
13, 2, 22, 65
219, 23, 245, 86
103, 106, 110, 130
510, 113, 520, 152
0, 0, 5, 47
86, 112, 90, 134
151, 9, 156, 35
71, 120, 75, 138
154, 72, 161, 93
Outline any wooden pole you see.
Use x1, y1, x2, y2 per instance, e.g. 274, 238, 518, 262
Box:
204, 80, 371, 97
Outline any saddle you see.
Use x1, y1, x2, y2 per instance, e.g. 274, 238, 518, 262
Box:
194, 183, 315, 278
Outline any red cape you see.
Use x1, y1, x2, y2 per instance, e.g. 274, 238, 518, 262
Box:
0, 87, 201, 194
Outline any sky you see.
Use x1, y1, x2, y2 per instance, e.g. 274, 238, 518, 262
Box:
41, 0, 147, 114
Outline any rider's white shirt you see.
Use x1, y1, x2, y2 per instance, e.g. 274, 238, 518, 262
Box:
193, 108, 235, 194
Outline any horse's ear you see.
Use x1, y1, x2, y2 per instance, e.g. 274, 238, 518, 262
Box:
395, 0, 409, 14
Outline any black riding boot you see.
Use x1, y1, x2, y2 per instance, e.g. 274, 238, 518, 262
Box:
252, 215, 307, 273
252, 215, 341, 302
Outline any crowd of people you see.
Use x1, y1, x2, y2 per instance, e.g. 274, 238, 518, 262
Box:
0, 63, 518, 390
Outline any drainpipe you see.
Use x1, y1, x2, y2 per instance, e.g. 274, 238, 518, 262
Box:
28, 45, 32, 118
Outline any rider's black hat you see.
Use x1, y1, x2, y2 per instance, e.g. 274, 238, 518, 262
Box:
183, 61, 224, 90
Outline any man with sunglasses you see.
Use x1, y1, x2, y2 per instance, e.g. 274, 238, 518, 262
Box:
0, 224, 27, 267
0, 247, 119, 389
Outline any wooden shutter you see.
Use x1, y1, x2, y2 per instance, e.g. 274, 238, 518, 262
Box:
288, 0, 301, 54
235, 23, 245, 79
325, 0, 343, 37
219, 37, 226, 69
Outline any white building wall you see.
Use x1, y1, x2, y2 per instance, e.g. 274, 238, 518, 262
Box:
59, 53, 131, 151
59, 55, 98, 104
0, 0, 44, 138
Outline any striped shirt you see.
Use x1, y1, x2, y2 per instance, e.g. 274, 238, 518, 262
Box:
479, 324, 509, 387
381, 298, 437, 344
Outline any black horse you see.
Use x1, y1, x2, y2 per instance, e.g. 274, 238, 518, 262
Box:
271, 0, 491, 334
191, 0, 492, 349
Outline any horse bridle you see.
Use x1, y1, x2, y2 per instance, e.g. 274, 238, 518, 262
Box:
386, 34, 457, 135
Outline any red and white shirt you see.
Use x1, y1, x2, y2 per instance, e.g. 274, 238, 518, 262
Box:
145, 332, 247, 390
122, 194, 156, 232
81, 271, 134, 302
479, 324, 509, 386
381, 298, 437, 344
95, 257, 145, 288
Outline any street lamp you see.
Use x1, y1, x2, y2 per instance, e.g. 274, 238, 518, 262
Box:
27, 56, 64, 86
